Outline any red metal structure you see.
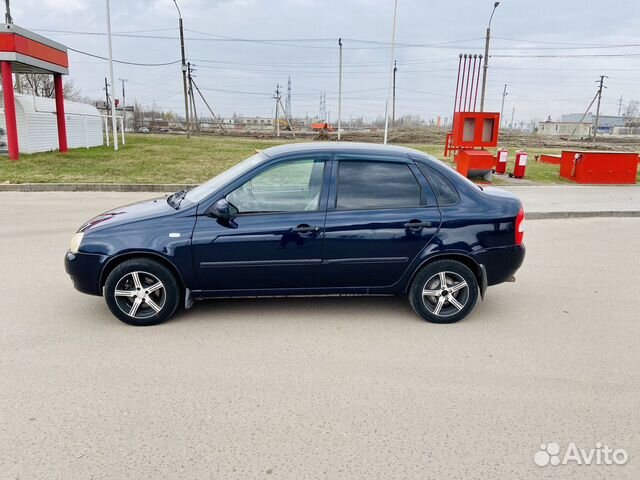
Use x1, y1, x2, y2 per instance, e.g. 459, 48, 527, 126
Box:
311, 122, 334, 132
538, 154, 561, 165
0, 24, 69, 160
559, 150, 638, 184
445, 53, 501, 180
495, 148, 508, 174
511, 151, 528, 179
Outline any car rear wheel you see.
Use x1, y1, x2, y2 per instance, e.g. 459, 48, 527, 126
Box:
104, 258, 180, 326
409, 259, 478, 324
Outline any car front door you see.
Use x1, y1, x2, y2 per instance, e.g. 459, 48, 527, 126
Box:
191, 155, 330, 292
322, 156, 441, 288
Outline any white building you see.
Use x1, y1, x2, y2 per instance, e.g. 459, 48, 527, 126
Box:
0, 94, 103, 154
537, 121, 593, 137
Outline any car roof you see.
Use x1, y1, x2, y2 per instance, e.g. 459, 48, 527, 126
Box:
262, 142, 424, 158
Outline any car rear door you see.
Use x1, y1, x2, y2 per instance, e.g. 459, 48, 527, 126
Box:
191, 154, 331, 292
321, 155, 441, 288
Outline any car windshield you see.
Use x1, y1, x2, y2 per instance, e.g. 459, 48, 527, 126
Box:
180, 152, 266, 205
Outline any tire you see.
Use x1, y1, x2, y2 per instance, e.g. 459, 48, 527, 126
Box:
104, 258, 181, 326
409, 259, 478, 324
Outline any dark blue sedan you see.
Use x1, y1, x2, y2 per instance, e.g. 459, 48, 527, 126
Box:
65, 143, 525, 326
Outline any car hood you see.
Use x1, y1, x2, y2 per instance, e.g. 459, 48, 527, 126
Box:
78, 196, 177, 233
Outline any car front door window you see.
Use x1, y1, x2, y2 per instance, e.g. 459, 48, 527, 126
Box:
227, 158, 325, 214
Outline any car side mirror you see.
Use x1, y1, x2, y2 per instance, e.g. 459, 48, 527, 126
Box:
208, 198, 238, 221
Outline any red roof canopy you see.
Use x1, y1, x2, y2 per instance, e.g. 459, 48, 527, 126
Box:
0, 23, 68, 75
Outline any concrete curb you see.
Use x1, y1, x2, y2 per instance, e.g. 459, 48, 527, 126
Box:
527, 211, 640, 220
1, 184, 639, 220
0, 183, 195, 192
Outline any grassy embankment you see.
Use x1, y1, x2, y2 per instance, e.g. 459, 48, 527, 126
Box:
1, 133, 635, 185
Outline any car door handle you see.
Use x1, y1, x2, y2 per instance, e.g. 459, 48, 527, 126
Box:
292, 224, 321, 233
404, 221, 433, 229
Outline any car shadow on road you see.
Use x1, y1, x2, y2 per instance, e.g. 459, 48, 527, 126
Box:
172, 295, 423, 325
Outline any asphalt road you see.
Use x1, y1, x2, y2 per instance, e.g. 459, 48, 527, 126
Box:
1, 193, 639, 479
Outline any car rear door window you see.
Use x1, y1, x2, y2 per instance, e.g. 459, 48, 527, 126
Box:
416, 165, 460, 206
336, 161, 421, 210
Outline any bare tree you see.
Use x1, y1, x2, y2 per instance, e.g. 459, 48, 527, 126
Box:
15, 74, 81, 101
623, 100, 639, 119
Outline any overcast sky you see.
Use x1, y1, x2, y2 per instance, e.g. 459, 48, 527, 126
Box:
12, 0, 640, 124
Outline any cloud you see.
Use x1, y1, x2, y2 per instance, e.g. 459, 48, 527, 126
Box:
12, 0, 640, 122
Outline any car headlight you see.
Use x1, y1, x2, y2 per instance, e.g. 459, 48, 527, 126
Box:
69, 232, 85, 253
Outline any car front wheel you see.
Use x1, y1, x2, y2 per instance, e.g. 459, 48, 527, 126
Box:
104, 258, 180, 326
409, 259, 478, 324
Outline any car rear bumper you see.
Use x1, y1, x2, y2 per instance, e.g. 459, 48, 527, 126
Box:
474, 244, 526, 286
64, 251, 107, 296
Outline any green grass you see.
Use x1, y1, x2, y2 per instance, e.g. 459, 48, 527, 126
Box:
0, 134, 290, 184
0, 133, 636, 185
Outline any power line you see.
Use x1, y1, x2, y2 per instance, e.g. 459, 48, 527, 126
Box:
493, 53, 640, 58
68, 47, 181, 66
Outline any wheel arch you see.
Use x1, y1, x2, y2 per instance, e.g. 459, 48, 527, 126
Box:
99, 251, 186, 294
405, 252, 486, 297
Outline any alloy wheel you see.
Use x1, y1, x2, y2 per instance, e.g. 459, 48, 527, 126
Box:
421, 271, 470, 317
113, 271, 166, 320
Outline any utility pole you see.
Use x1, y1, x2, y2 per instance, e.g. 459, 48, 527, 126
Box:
593, 75, 607, 142
105, 0, 118, 151
383, 0, 399, 145
274, 84, 281, 137
191, 77, 225, 132
277, 93, 295, 137
480, 2, 500, 112
617, 95, 623, 116
118, 78, 127, 131
4, 0, 12, 23
510, 105, 515, 129
500, 84, 508, 128
392, 60, 398, 128
286, 76, 292, 121
187, 62, 199, 131
173, 0, 190, 138
338, 38, 343, 140
104, 77, 110, 116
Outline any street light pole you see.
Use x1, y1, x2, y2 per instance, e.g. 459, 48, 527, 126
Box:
173, 0, 190, 138
480, 1, 500, 112
392, 60, 397, 128
105, 0, 118, 151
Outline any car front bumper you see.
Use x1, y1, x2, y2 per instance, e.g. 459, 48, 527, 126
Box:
64, 250, 108, 296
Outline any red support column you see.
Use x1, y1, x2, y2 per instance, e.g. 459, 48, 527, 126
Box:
1, 61, 19, 161
54, 73, 68, 153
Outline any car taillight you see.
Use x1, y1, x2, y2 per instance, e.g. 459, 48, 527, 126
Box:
515, 207, 525, 245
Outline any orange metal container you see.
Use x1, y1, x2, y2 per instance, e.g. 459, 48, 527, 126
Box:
454, 149, 495, 178
451, 111, 500, 150
559, 150, 638, 184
